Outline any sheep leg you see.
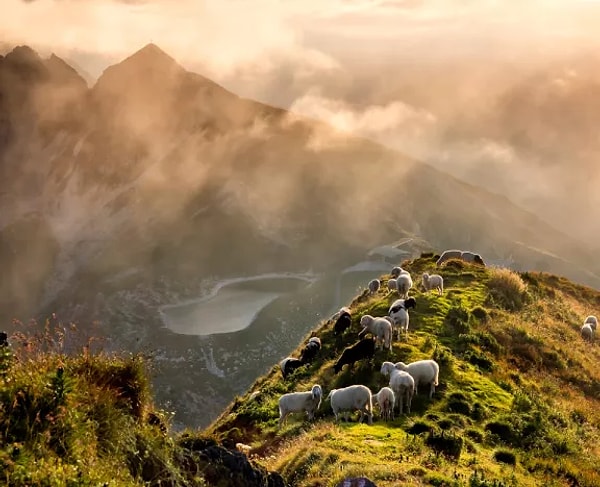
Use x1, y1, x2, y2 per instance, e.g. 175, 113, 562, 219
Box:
362, 405, 373, 425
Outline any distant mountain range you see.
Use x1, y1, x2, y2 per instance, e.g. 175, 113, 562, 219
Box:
0, 44, 600, 324
1, 43, 599, 324
4, 43, 600, 428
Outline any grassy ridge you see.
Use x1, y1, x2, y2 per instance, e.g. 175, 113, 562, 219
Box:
206, 254, 600, 486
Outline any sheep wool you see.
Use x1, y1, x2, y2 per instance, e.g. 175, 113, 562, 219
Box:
584, 315, 598, 331
373, 387, 395, 422
326, 384, 373, 425
394, 359, 439, 399
359, 315, 393, 351
581, 323, 594, 342
422, 273, 444, 295
278, 384, 323, 428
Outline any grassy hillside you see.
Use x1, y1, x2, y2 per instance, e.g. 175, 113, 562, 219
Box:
2, 254, 600, 486
206, 254, 600, 486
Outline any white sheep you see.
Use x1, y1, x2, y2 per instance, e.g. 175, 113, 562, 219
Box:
581, 323, 594, 342
373, 386, 395, 422
387, 278, 398, 291
388, 298, 417, 339
368, 279, 381, 294
584, 315, 598, 331
396, 273, 413, 299
326, 384, 373, 424
278, 384, 323, 428
461, 251, 485, 265
436, 249, 462, 266
394, 360, 439, 399
436, 249, 485, 266
381, 362, 415, 415
422, 273, 444, 295
359, 315, 393, 351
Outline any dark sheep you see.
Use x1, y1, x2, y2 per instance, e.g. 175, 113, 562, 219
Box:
333, 338, 376, 374
334, 312, 352, 335
389, 297, 416, 315
279, 357, 305, 379
0, 332, 8, 347
300, 338, 321, 364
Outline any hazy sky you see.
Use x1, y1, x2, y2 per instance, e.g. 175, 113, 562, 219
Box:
3, 0, 600, 83
3, 0, 600, 237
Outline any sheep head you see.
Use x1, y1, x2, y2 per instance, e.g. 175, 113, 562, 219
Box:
394, 362, 408, 371
380, 361, 395, 376
360, 315, 374, 327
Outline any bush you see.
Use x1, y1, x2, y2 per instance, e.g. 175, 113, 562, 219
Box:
470, 402, 489, 421
465, 429, 484, 443
445, 306, 471, 335
425, 430, 463, 460
486, 268, 528, 311
484, 421, 516, 445
405, 420, 434, 435
493, 449, 517, 465
437, 418, 454, 430
464, 350, 495, 372
471, 307, 489, 322
445, 393, 472, 416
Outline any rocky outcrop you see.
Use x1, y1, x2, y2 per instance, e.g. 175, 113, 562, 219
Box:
179, 437, 285, 487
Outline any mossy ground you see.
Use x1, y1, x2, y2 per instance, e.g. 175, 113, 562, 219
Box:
206, 255, 600, 486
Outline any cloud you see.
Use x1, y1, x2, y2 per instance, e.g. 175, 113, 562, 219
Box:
1, 0, 338, 79
288, 92, 437, 154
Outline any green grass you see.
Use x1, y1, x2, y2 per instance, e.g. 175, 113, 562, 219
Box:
3, 256, 600, 486
0, 322, 203, 486
206, 257, 600, 486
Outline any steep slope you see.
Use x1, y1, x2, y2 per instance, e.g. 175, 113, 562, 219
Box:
207, 255, 600, 486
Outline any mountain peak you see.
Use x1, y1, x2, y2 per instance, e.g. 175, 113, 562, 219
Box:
45, 53, 88, 88
2, 45, 48, 82
112, 43, 181, 74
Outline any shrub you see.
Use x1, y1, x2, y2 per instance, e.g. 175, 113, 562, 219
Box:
464, 351, 494, 371
465, 429, 484, 443
484, 421, 515, 445
437, 418, 454, 430
405, 420, 434, 435
541, 349, 566, 371
493, 449, 517, 465
425, 430, 463, 460
470, 402, 488, 421
445, 306, 471, 335
486, 268, 528, 311
471, 307, 489, 322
